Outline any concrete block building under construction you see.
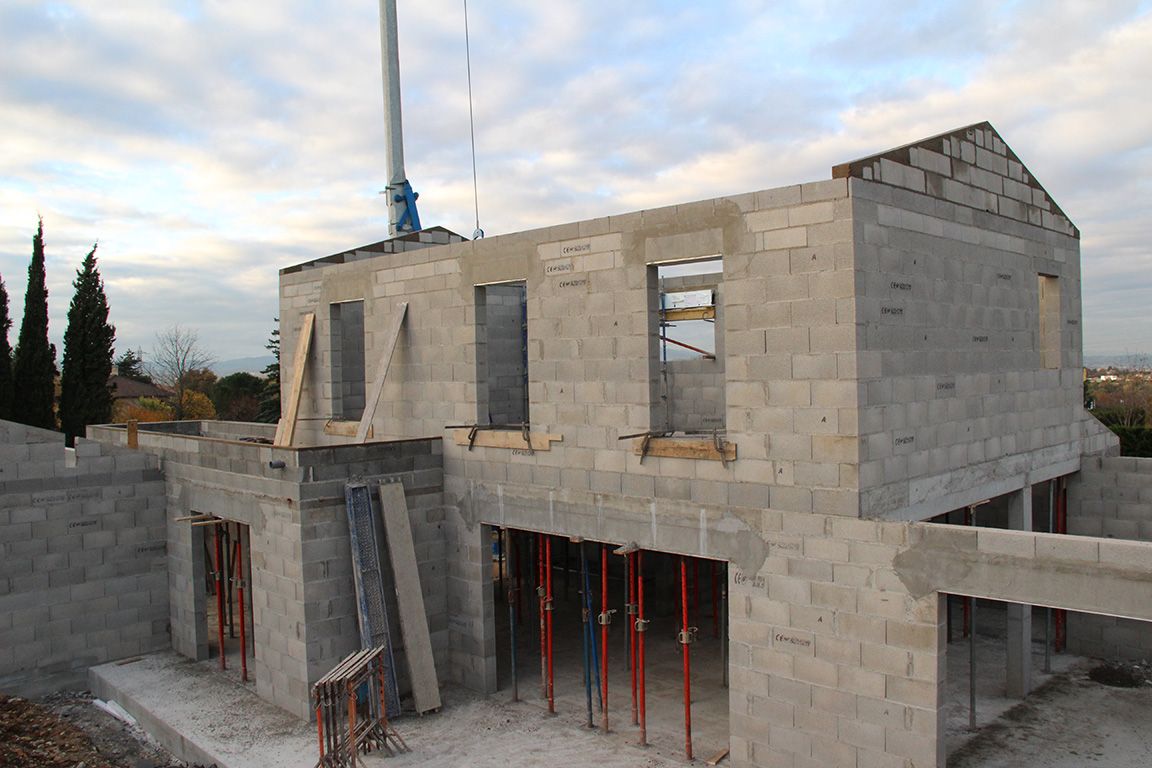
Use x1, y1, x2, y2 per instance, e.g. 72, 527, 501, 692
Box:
4, 121, 1152, 768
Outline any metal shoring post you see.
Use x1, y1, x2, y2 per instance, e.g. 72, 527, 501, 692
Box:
969, 596, 977, 731
498, 528, 505, 602
580, 540, 593, 728
214, 524, 226, 671
722, 569, 729, 689
585, 549, 603, 710
546, 535, 555, 714
537, 533, 546, 699
600, 543, 611, 733
1045, 482, 1054, 674
509, 577, 519, 702
629, 552, 638, 724
636, 549, 647, 747
680, 556, 694, 761
224, 523, 234, 639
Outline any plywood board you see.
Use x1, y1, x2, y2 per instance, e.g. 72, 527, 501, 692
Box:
377, 481, 441, 714
451, 429, 563, 451
324, 419, 372, 439
632, 436, 736, 462
356, 302, 408, 442
273, 312, 314, 447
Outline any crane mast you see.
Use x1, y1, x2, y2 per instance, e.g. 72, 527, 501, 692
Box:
379, 0, 421, 234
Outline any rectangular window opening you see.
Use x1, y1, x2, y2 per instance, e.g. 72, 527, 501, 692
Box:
475, 282, 529, 426
330, 300, 366, 420
648, 257, 725, 433
1038, 274, 1060, 369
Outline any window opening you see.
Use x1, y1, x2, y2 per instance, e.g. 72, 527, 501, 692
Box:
1038, 275, 1060, 369
649, 258, 724, 433
330, 300, 366, 420
476, 282, 529, 426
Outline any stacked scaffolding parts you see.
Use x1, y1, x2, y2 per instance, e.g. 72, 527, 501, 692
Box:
313, 645, 409, 767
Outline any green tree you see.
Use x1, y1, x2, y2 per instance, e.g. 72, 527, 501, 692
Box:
12, 218, 56, 430
59, 245, 116, 445
115, 348, 151, 383
256, 321, 280, 424
213, 371, 263, 421
0, 273, 13, 421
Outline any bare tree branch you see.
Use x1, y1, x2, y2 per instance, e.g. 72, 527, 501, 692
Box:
150, 325, 214, 420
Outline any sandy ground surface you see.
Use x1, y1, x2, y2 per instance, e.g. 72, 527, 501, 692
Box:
28, 636, 1152, 768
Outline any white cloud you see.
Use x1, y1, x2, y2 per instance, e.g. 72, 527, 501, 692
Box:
0, 0, 1148, 360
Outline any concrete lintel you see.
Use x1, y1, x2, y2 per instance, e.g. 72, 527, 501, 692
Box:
894, 524, 1152, 622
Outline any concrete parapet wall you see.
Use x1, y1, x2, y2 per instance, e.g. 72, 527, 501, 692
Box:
0, 420, 169, 695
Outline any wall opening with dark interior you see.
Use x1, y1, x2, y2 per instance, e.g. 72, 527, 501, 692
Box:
490, 527, 729, 759
647, 258, 724, 434
475, 282, 529, 425
330, 299, 366, 420
198, 518, 254, 684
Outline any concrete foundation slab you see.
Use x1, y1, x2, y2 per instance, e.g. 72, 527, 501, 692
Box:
89, 652, 315, 768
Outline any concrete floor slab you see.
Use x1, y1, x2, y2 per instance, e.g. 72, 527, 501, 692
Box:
89, 652, 315, 768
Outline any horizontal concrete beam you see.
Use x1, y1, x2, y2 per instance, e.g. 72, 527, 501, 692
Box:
894, 523, 1152, 622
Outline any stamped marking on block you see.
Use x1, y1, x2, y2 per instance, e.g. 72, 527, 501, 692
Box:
561, 242, 592, 256
996, 273, 1013, 281
733, 569, 766, 590
881, 306, 905, 316
773, 630, 813, 648
544, 260, 574, 275
557, 277, 589, 290
1066, 318, 1079, 325
935, 377, 956, 396
890, 280, 913, 291
893, 429, 917, 455
972, 335, 989, 343
68, 519, 99, 529
32, 488, 103, 504
136, 543, 165, 554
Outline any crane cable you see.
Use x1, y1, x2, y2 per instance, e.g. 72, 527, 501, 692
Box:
464, 0, 483, 239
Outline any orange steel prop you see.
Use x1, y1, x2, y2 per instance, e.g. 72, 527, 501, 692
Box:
214, 525, 226, 670
637, 549, 647, 746
600, 544, 609, 732
538, 533, 546, 698
680, 557, 694, 760
629, 551, 637, 725
233, 538, 248, 682
546, 535, 555, 713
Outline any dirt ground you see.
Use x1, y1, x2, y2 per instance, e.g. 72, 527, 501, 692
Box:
4, 655, 1150, 768
0, 690, 197, 768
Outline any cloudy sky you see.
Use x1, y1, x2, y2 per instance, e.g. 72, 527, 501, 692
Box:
1, 0, 1149, 363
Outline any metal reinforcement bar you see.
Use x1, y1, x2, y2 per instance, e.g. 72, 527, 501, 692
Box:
313, 645, 409, 767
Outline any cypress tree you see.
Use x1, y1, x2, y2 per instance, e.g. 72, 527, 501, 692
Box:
60, 244, 116, 444
12, 218, 57, 430
0, 273, 13, 421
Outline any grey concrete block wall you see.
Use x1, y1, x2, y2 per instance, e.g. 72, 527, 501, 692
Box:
0, 420, 168, 695
89, 423, 449, 721
1066, 455, 1152, 660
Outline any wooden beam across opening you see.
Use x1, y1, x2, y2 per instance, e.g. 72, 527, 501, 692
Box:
633, 436, 736, 462
662, 306, 715, 322
451, 429, 563, 452
356, 302, 408, 443
274, 311, 315, 447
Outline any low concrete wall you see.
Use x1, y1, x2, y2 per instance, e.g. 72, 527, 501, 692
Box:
0, 420, 168, 695
1067, 455, 1152, 659
90, 423, 448, 721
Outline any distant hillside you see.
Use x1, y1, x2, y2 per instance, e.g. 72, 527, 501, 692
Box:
212, 356, 275, 376
1084, 354, 1151, 370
